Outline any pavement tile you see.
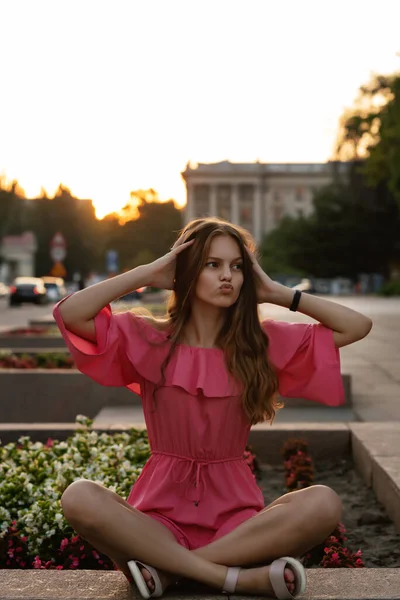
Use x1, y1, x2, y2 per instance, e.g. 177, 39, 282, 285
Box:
349, 424, 400, 457
1, 569, 400, 600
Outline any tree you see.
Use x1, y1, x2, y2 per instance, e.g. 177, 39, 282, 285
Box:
0, 175, 27, 239
260, 172, 400, 280
104, 190, 183, 272
336, 72, 400, 206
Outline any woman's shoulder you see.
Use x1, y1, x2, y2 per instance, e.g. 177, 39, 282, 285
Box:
117, 310, 171, 341
140, 315, 170, 333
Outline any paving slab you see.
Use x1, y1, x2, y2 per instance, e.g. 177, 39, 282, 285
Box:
0, 568, 399, 600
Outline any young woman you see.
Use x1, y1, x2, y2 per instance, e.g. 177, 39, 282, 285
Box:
53, 217, 372, 599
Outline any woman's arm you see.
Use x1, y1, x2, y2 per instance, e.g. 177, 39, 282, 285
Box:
267, 283, 372, 348
56, 239, 194, 343
56, 265, 152, 342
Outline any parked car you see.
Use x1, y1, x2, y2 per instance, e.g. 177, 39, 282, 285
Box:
9, 277, 49, 306
41, 276, 67, 301
118, 287, 146, 302
0, 282, 9, 298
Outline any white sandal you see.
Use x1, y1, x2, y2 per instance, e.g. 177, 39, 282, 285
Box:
222, 556, 307, 599
127, 560, 165, 598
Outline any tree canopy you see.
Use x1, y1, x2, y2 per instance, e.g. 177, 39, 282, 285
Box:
335, 72, 400, 206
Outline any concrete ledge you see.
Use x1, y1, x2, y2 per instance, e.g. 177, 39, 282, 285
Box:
0, 369, 352, 423
248, 422, 350, 464
372, 456, 400, 534
0, 336, 66, 349
0, 422, 350, 465
0, 371, 140, 422
349, 423, 400, 534
0, 568, 399, 600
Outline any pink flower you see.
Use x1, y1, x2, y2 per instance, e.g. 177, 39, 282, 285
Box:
60, 538, 69, 551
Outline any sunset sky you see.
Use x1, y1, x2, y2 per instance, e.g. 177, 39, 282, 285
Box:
1, 0, 399, 218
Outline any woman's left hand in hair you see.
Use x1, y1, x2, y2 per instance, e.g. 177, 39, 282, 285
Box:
245, 247, 281, 303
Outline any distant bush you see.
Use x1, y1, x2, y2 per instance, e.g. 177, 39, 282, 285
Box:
378, 279, 400, 296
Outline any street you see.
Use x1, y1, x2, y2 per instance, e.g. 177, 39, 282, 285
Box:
0, 297, 57, 331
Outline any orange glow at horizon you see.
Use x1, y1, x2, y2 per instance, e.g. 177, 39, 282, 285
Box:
0, 1, 399, 219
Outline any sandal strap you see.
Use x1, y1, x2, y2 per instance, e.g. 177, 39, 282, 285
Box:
222, 567, 241, 594
269, 559, 293, 600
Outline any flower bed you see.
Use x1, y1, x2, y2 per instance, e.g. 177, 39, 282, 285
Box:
0, 416, 259, 570
0, 351, 74, 369
0, 418, 384, 572
280, 439, 363, 568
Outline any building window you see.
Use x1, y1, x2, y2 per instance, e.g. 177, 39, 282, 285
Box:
273, 189, 282, 203
273, 204, 284, 223
239, 185, 254, 231
295, 187, 304, 202
194, 185, 210, 217
217, 185, 231, 221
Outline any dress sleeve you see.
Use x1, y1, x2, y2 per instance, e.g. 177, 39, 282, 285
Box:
262, 319, 345, 406
53, 297, 142, 389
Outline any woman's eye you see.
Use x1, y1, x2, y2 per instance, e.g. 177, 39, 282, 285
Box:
206, 261, 218, 268
233, 264, 243, 270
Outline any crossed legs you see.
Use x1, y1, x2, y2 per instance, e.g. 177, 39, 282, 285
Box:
60, 479, 342, 596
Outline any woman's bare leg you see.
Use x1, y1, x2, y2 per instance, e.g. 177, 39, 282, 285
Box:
193, 484, 342, 565
61, 480, 341, 596
60, 480, 227, 591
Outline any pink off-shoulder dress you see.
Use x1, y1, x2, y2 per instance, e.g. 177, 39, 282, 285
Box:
53, 300, 344, 550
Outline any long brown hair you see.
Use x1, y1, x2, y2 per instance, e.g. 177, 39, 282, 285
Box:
151, 217, 282, 425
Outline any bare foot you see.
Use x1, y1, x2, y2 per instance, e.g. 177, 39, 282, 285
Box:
139, 565, 179, 595
236, 564, 297, 597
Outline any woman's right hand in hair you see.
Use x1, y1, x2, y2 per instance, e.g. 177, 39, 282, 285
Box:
146, 239, 194, 290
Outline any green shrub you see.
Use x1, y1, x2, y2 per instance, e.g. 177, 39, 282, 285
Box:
378, 279, 400, 296
0, 416, 149, 564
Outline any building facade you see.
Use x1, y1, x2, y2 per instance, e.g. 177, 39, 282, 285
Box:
181, 160, 349, 242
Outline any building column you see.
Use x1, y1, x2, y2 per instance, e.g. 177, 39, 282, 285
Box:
184, 182, 195, 224
253, 183, 262, 243
209, 184, 217, 216
231, 184, 239, 225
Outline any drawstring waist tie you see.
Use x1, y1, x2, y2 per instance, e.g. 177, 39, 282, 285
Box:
151, 450, 244, 506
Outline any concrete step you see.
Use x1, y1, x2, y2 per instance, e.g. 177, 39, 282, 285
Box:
92, 404, 359, 428
0, 568, 398, 599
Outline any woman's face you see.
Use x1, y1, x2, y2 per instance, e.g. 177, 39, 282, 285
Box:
194, 235, 244, 308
